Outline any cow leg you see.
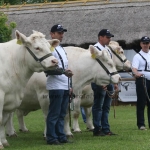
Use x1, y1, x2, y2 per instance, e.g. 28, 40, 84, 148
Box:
38, 93, 49, 139
64, 111, 73, 137
0, 112, 11, 148
72, 97, 82, 132
16, 109, 29, 132
5, 112, 17, 137
0, 91, 5, 149
84, 107, 94, 131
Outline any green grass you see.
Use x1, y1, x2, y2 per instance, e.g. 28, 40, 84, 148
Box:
5, 106, 150, 150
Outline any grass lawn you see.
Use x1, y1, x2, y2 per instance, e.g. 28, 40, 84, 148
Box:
5, 105, 150, 150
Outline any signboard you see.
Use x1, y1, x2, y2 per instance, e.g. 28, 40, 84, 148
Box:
118, 78, 137, 102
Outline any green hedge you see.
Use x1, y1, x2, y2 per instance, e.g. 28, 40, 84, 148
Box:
0, 12, 17, 43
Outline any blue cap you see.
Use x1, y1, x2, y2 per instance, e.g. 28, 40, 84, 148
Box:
98, 29, 114, 37
51, 24, 67, 32
140, 36, 150, 42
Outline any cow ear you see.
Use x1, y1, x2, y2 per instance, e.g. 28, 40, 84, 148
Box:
48, 39, 60, 52
15, 30, 28, 45
32, 30, 38, 34
89, 45, 102, 59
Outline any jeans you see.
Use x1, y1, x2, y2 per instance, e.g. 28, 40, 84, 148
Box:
91, 83, 113, 133
81, 107, 86, 123
136, 77, 150, 128
46, 90, 69, 143
101, 84, 113, 132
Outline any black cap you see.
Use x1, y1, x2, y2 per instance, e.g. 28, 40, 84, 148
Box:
50, 24, 67, 33
140, 36, 150, 43
98, 29, 114, 37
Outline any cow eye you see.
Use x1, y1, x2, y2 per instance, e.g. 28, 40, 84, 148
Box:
108, 62, 113, 67
120, 51, 124, 54
35, 47, 40, 50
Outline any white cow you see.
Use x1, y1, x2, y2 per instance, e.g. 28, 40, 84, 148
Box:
0, 30, 59, 149
6, 44, 121, 138
71, 41, 132, 132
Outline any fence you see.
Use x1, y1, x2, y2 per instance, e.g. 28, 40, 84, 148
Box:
1, 0, 150, 11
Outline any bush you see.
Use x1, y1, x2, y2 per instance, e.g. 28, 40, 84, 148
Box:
0, 12, 17, 43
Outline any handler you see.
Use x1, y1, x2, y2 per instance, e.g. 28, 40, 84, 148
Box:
45, 24, 73, 145
132, 36, 150, 130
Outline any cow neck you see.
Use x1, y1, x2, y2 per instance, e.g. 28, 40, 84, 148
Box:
11, 45, 34, 83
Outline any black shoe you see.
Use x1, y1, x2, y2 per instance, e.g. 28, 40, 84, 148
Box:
93, 130, 105, 136
104, 131, 117, 136
47, 140, 63, 145
60, 140, 73, 143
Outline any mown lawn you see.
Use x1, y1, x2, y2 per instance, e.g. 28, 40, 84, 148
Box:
5, 105, 150, 150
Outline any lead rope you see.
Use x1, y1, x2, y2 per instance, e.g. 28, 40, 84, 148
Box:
68, 77, 72, 128
68, 77, 75, 128
106, 89, 119, 118
142, 75, 150, 102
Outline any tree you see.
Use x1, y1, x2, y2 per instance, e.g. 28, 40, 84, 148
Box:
0, 12, 17, 43
0, 0, 64, 5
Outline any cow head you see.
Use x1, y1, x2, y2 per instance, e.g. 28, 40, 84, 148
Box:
15, 30, 59, 72
109, 41, 131, 71
89, 45, 121, 85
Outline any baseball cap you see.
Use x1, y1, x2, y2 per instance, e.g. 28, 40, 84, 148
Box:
140, 36, 150, 43
50, 24, 67, 32
98, 29, 114, 37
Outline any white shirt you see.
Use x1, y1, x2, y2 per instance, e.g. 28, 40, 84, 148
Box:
46, 45, 69, 90
132, 50, 150, 80
94, 42, 112, 58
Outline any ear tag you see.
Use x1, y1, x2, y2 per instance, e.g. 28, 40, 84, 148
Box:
115, 49, 118, 53
50, 46, 55, 52
91, 54, 96, 59
17, 39, 22, 45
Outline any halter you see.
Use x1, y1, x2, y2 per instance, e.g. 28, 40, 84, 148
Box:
26, 46, 53, 69
95, 58, 118, 84
107, 46, 128, 71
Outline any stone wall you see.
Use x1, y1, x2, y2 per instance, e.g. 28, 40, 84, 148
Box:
2, 1, 150, 45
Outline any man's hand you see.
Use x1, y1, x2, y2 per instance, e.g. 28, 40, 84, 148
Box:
64, 69, 73, 78
114, 84, 119, 92
69, 88, 73, 95
134, 72, 143, 78
102, 85, 107, 91
132, 68, 143, 78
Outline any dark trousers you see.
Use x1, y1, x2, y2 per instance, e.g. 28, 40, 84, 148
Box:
136, 77, 150, 128
46, 90, 69, 143
91, 83, 113, 133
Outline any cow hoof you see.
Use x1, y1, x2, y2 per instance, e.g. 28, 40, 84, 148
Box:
87, 128, 94, 132
19, 129, 29, 132
66, 135, 74, 138
9, 133, 18, 137
43, 137, 47, 140
0, 145, 4, 149
73, 130, 82, 133
2, 142, 10, 147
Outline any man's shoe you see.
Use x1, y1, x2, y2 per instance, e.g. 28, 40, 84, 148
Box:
47, 140, 63, 145
104, 131, 117, 136
139, 126, 147, 130
93, 130, 105, 136
60, 140, 73, 143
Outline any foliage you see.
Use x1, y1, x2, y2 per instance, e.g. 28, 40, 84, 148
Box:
0, 12, 17, 43
0, 0, 65, 5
